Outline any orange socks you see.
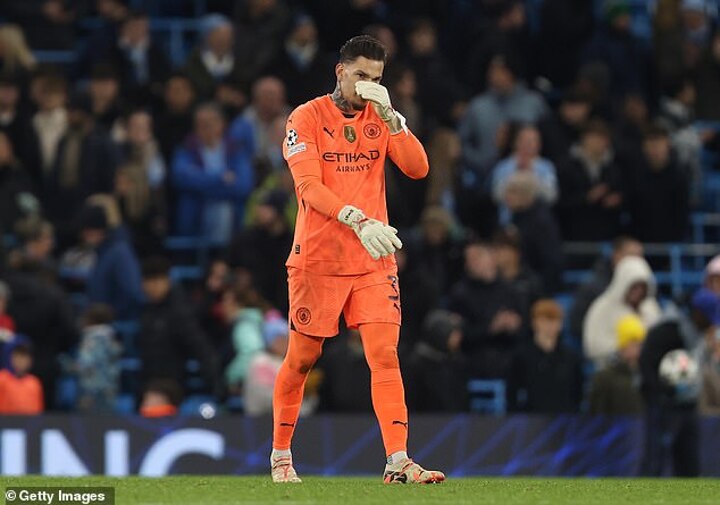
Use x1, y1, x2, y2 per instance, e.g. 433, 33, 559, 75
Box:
359, 323, 408, 457
272, 324, 408, 458
272, 330, 324, 451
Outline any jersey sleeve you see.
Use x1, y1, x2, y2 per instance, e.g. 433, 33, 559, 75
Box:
387, 129, 429, 180
284, 105, 345, 219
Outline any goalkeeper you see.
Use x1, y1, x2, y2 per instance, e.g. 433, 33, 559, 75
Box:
271, 35, 445, 485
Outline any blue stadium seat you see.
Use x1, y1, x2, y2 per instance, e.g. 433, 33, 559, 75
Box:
180, 395, 217, 417
468, 379, 506, 415
114, 394, 136, 414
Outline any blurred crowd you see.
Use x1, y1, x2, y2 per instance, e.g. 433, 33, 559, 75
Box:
0, 0, 719, 463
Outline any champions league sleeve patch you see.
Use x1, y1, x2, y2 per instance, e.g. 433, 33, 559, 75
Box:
287, 142, 307, 158
286, 129, 299, 147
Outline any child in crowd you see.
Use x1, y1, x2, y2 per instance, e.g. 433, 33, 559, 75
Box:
0, 339, 44, 414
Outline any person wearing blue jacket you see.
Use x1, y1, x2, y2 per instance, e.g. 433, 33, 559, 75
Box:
81, 203, 145, 320
171, 102, 255, 244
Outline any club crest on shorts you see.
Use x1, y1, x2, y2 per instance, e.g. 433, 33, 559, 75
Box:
364, 123, 381, 139
343, 125, 357, 143
296, 307, 312, 325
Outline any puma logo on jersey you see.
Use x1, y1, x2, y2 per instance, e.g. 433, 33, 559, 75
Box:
323, 127, 335, 138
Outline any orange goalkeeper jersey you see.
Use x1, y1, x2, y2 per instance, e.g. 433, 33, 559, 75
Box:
283, 94, 429, 275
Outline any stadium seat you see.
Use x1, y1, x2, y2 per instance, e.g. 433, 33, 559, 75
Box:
468, 379, 506, 415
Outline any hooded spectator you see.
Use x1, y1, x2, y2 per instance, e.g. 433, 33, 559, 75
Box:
584, 256, 662, 366
404, 310, 469, 412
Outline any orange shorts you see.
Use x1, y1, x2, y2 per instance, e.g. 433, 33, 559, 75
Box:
287, 267, 401, 337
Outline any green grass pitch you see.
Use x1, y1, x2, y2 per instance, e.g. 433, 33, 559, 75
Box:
3, 476, 719, 504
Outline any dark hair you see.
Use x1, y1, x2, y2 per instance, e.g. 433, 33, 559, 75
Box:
643, 121, 670, 140
14, 218, 53, 244
90, 63, 120, 81
125, 8, 148, 21
143, 378, 183, 407
83, 303, 115, 326
492, 228, 521, 250
141, 256, 171, 279
612, 235, 640, 252
339, 35, 387, 64
581, 118, 611, 138
11, 343, 32, 357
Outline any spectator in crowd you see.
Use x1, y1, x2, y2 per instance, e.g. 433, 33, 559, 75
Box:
87, 64, 124, 133
394, 248, 441, 357
0, 25, 37, 82
448, 241, 524, 379
32, 73, 68, 179
0, 131, 35, 234
569, 236, 644, 340
613, 92, 650, 166
582, 0, 650, 101
243, 315, 287, 415
627, 123, 690, 243
185, 14, 247, 101
75, 0, 130, 77
679, 0, 716, 69
139, 256, 219, 396
43, 91, 118, 248
0, 339, 43, 414
2, 253, 77, 410
502, 171, 563, 293
317, 329, 372, 413
0, 74, 41, 187
465, 0, 532, 94
171, 102, 254, 243
492, 124, 558, 223
115, 109, 167, 255
233, 0, 292, 86
244, 315, 303, 416
704, 255, 720, 296
695, 30, 720, 120
696, 293, 720, 415
0, 281, 15, 336
231, 76, 289, 172
3, 0, 78, 50
73, 304, 121, 412
507, 299, 582, 413
139, 378, 182, 417
196, 258, 232, 351
460, 53, 548, 192
536, 0, 595, 89
539, 88, 594, 164
658, 75, 713, 206
404, 19, 466, 130
108, 9, 170, 104
226, 190, 293, 313
639, 287, 712, 477
492, 229, 542, 324
155, 72, 196, 165
264, 14, 336, 107
584, 256, 662, 367
9, 218, 56, 278
222, 283, 266, 392
588, 314, 646, 415
404, 206, 465, 295
79, 201, 144, 319
555, 119, 625, 241
404, 310, 468, 412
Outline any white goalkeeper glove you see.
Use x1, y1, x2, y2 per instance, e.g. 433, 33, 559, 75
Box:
337, 205, 403, 260
355, 81, 407, 135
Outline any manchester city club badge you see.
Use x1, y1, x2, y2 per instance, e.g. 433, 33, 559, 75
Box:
344, 125, 356, 143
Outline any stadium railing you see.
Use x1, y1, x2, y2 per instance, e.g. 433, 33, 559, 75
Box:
562, 241, 717, 296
